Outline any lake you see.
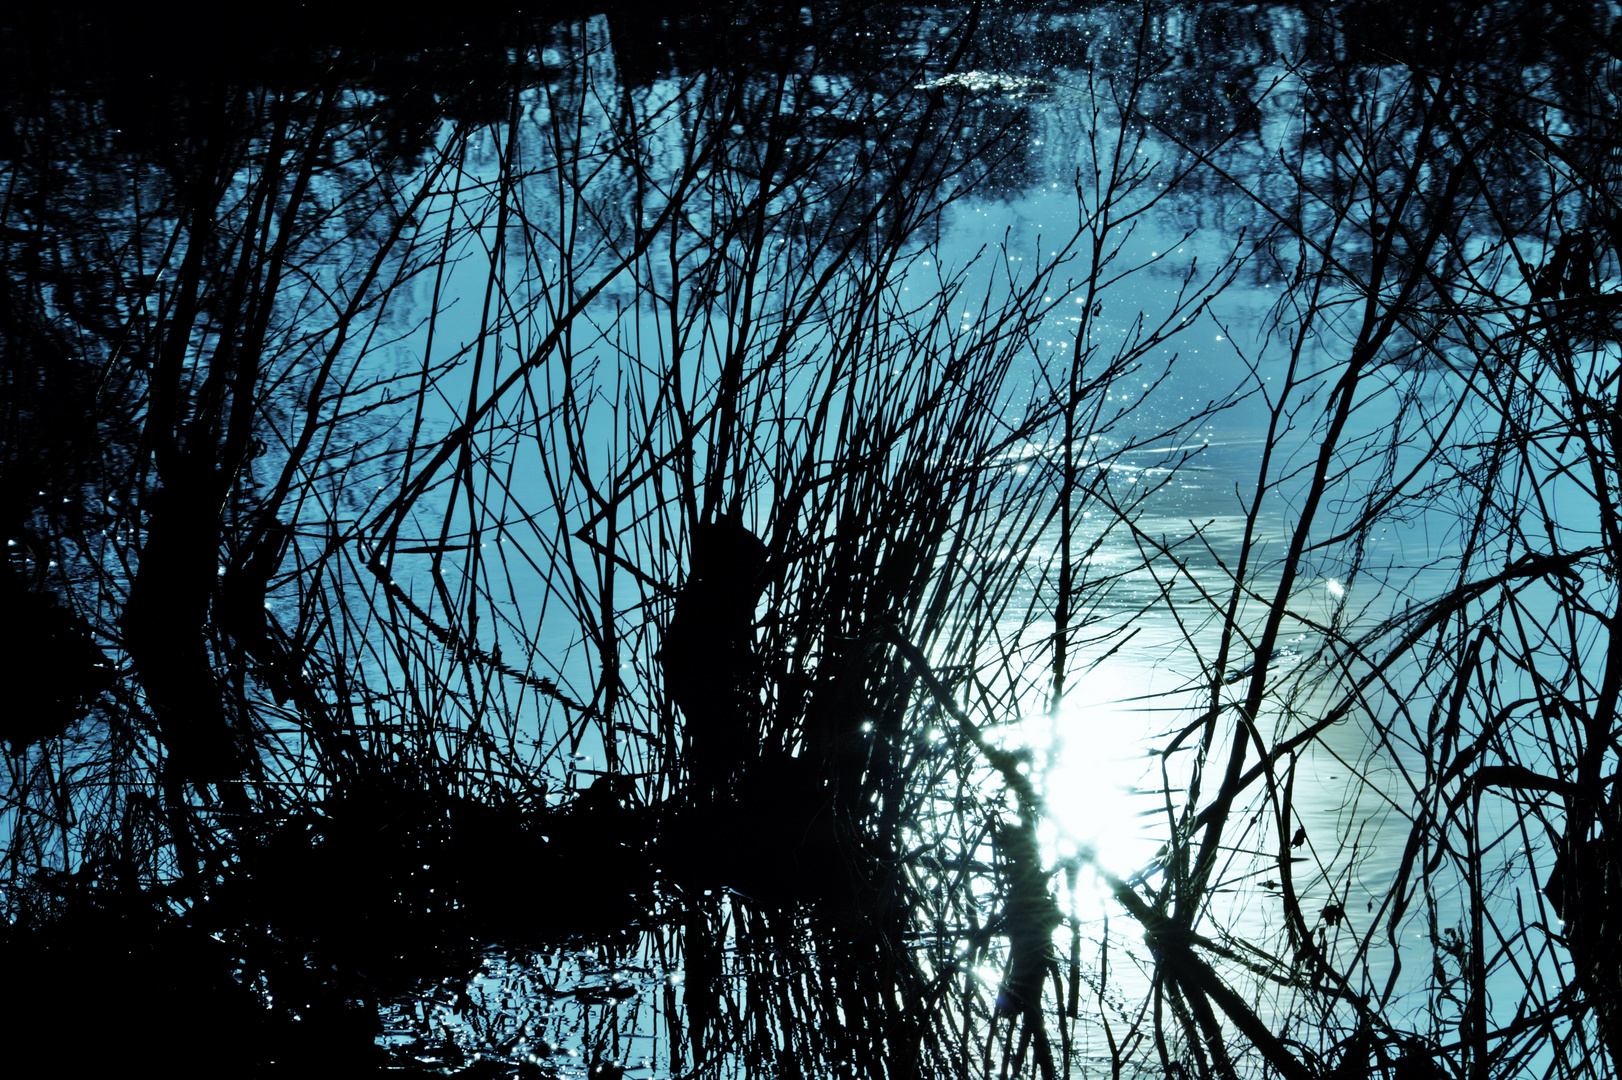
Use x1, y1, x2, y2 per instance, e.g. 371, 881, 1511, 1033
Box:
1, 2, 1616, 1077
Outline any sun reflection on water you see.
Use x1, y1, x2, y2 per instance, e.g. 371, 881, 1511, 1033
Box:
1021, 654, 1190, 915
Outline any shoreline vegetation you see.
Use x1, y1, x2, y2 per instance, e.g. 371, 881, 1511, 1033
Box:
3, 2, 1620, 1077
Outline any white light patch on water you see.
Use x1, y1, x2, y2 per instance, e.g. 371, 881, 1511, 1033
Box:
1021, 655, 1185, 912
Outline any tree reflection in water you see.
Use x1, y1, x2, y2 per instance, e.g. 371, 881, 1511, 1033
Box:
3, 2, 1621, 1079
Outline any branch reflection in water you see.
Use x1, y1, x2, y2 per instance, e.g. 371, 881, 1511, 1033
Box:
3, 2, 1620, 1079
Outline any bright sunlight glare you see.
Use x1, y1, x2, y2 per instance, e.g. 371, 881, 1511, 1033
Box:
1020, 654, 1181, 914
